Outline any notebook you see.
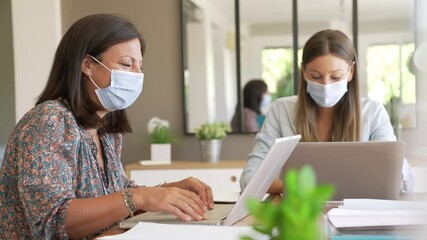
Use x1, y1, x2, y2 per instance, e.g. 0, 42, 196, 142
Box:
281, 141, 405, 201
119, 134, 301, 229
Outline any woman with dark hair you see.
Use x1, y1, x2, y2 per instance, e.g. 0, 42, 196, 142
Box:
231, 79, 270, 132
240, 29, 414, 194
0, 14, 213, 239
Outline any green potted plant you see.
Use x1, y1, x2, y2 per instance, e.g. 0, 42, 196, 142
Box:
385, 95, 402, 140
242, 165, 335, 240
195, 122, 231, 163
147, 117, 175, 162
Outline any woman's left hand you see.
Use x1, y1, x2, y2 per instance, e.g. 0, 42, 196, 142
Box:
163, 177, 214, 209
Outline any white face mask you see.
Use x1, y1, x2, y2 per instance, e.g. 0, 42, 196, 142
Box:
260, 94, 272, 115
306, 78, 348, 108
89, 55, 144, 111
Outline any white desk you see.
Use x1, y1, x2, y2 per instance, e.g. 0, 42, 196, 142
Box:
125, 160, 246, 196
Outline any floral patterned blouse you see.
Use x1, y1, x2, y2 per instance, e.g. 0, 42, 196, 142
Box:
0, 99, 134, 239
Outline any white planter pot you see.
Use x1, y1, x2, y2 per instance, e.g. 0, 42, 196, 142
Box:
150, 143, 171, 162
199, 140, 222, 164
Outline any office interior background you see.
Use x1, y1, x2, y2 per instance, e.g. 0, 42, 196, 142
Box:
0, 0, 426, 169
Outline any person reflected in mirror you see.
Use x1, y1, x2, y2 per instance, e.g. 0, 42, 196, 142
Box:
0, 14, 213, 239
231, 79, 271, 132
240, 29, 414, 194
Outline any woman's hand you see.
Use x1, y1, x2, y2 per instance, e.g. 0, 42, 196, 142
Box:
164, 177, 214, 209
132, 185, 209, 222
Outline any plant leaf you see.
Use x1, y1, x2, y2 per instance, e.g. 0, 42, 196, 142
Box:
240, 236, 254, 240
298, 165, 316, 197
284, 168, 298, 195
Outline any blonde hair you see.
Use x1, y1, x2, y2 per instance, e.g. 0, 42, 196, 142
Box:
295, 29, 361, 142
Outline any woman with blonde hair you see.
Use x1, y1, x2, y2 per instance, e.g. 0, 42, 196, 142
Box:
240, 29, 414, 194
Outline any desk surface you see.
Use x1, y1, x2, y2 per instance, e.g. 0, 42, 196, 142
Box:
96, 194, 281, 238
96, 193, 427, 238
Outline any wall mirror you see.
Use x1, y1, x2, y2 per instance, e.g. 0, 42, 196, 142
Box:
181, 0, 237, 134
181, 0, 416, 135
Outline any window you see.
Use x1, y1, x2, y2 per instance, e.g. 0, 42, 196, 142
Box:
367, 43, 415, 104
261, 47, 302, 99
367, 43, 416, 129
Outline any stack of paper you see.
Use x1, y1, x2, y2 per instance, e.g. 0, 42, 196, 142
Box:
97, 222, 270, 240
340, 198, 427, 211
328, 208, 427, 229
326, 199, 427, 240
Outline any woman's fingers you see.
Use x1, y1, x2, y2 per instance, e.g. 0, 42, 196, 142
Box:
197, 180, 214, 209
190, 178, 214, 209
167, 196, 206, 221
176, 177, 215, 209
173, 188, 207, 218
135, 187, 207, 221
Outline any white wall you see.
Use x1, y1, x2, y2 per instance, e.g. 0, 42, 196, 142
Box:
11, 0, 62, 122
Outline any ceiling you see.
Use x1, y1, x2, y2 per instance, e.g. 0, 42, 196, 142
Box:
213, 0, 413, 25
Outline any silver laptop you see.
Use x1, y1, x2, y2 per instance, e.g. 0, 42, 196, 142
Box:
281, 141, 405, 201
119, 134, 301, 229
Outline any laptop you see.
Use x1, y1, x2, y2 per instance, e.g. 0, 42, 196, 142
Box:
281, 141, 405, 201
119, 134, 301, 229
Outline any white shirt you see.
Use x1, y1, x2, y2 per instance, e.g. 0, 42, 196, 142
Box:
240, 96, 415, 193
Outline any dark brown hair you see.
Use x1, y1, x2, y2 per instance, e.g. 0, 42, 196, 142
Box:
37, 14, 145, 133
295, 29, 361, 142
243, 79, 268, 114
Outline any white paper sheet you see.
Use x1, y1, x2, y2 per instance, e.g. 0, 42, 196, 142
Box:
328, 208, 427, 229
97, 222, 269, 240
340, 198, 427, 211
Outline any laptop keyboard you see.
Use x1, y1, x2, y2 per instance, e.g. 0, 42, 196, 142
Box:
205, 204, 234, 221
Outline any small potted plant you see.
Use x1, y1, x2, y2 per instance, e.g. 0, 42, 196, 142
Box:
195, 122, 231, 163
242, 165, 335, 240
385, 95, 402, 140
147, 117, 175, 162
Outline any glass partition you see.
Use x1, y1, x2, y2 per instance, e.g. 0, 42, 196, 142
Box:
181, 0, 418, 137
358, 0, 416, 139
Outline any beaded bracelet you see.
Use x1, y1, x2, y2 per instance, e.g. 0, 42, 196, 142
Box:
122, 188, 138, 217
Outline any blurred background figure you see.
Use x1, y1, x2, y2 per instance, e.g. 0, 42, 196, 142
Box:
231, 79, 270, 132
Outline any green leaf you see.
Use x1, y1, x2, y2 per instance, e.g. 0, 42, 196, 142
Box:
298, 165, 316, 197
312, 185, 335, 201
195, 122, 231, 140
245, 165, 335, 240
284, 168, 298, 195
247, 199, 278, 232
240, 236, 254, 240
149, 125, 176, 143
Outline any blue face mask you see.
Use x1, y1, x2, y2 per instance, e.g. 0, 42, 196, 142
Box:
260, 94, 272, 115
89, 55, 144, 111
